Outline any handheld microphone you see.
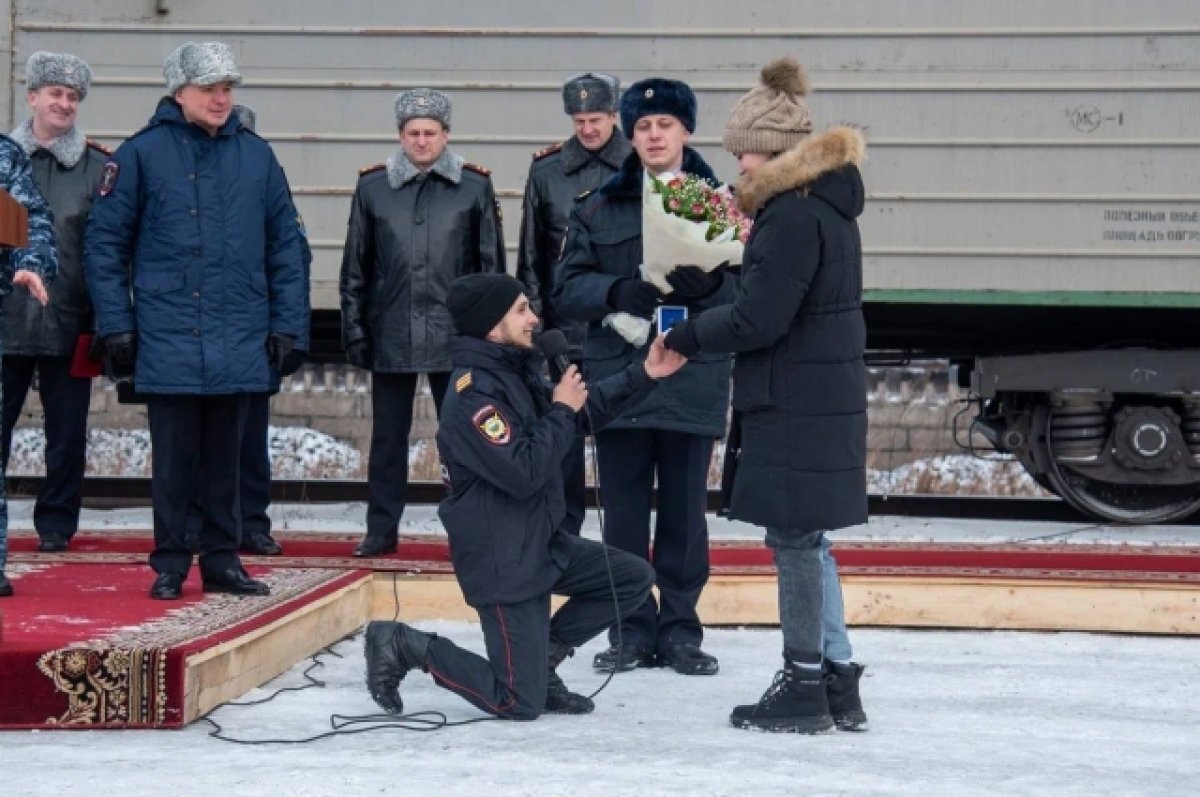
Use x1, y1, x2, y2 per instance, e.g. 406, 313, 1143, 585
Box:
536, 328, 573, 376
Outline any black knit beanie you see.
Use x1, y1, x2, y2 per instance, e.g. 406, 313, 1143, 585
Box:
446, 274, 526, 338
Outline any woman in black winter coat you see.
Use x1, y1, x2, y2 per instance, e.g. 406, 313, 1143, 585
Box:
664, 58, 870, 734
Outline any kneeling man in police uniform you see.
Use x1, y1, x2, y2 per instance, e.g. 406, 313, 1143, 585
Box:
364, 274, 686, 719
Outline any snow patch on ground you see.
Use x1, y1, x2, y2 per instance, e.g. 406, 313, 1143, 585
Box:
7, 426, 363, 480
869, 454, 1049, 497
10, 426, 1049, 497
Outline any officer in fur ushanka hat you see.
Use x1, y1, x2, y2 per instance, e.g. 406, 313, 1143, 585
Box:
515, 70, 632, 538
553, 70, 735, 678
2, 50, 103, 567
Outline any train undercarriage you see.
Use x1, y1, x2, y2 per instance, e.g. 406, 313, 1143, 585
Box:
969, 350, 1200, 524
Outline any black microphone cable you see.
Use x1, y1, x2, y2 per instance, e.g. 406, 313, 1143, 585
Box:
204, 337, 626, 744
537, 329, 626, 701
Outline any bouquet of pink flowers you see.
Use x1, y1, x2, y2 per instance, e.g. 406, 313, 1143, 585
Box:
639, 170, 749, 294
652, 173, 753, 244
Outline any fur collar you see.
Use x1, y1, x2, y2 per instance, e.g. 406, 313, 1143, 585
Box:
600, 145, 718, 197
386, 148, 464, 189
10, 118, 87, 168
735, 126, 866, 214
561, 130, 631, 174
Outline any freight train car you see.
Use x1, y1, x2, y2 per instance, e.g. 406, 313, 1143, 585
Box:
5, 0, 1198, 522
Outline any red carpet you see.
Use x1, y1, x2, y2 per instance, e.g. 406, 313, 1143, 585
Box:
7, 528, 1200, 583
0, 562, 365, 730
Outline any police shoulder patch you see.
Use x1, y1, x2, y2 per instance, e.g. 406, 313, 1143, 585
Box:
86, 138, 113, 156
99, 160, 119, 196
455, 372, 473, 393
358, 162, 385, 177
532, 141, 563, 161
472, 404, 511, 446
462, 161, 491, 177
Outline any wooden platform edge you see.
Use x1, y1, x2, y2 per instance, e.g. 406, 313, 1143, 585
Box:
370, 572, 1200, 635
184, 573, 374, 722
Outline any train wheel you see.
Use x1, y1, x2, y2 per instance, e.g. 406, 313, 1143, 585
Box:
1039, 405, 1200, 524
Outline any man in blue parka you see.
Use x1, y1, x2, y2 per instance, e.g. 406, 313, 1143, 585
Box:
85, 42, 308, 600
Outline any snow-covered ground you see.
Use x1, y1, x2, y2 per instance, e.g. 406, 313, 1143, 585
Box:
4, 498, 1199, 793
2, 623, 1198, 796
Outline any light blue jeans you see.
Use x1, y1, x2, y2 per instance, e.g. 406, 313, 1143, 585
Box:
765, 528, 853, 663
820, 534, 853, 662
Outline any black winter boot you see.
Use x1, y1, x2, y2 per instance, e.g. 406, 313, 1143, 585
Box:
730, 659, 835, 734
545, 639, 594, 714
364, 621, 433, 714
825, 660, 868, 731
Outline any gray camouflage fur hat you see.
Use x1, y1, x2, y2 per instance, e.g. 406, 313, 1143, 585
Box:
394, 88, 451, 130
26, 51, 92, 100
164, 42, 242, 94
562, 72, 620, 115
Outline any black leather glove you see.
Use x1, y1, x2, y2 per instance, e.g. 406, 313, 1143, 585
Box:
281, 348, 307, 377
607, 278, 662, 319
103, 332, 137, 380
666, 265, 724, 301
663, 319, 702, 358
266, 333, 296, 372
345, 339, 373, 369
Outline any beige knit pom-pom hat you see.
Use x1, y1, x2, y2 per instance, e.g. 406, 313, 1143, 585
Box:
722, 57, 812, 155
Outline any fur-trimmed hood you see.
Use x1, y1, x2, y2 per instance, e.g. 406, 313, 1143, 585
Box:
735, 126, 865, 217
9, 118, 86, 168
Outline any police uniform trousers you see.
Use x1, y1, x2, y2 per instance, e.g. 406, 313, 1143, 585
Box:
147, 394, 250, 578
366, 372, 451, 539
1, 355, 93, 543
185, 391, 272, 544
594, 428, 713, 655
425, 533, 653, 719
239, 392, 272, 538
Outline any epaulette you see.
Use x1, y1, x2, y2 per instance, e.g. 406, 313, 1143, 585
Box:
532, 142, 564, 161
358, 163, 385, 177
86, 139, 112, 156
462, 162, 491, 177
574, 189, 595, 202
455, 372, 473, 393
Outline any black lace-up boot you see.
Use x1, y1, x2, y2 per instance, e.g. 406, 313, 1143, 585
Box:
545, 639, 594, 714
364, 621, 433, 715
730, 656, 834, 734
825, 660, 868, 731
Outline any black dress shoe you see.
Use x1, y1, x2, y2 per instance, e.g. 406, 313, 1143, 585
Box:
37, 534, 70, 553
0, 572, 13, 597
592, 644, 656, 673
240, 533, 283, 556
149, 572, 184, 600
354, 534, 398, 557
202, 567, 270, 596
660, 642, 720, 676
